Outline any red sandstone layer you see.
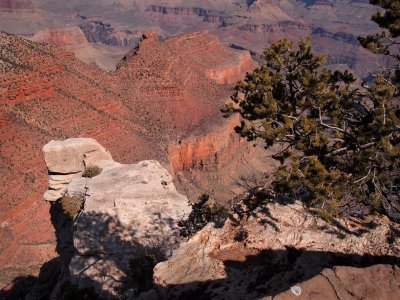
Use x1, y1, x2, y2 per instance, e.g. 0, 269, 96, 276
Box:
0, 31, 256, 287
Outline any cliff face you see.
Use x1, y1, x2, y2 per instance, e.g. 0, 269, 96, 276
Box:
168, 114, 245, 173
167, 113, 280, 204
205, 51, 255, 84
79, 20, 140, 47
0, 31, 257, 288
32, 27, 89, 48
115, 31, 256, 135
38, 139, 191, 298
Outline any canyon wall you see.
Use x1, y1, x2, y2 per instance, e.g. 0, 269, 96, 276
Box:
0, 31, 258, 288
169, 115, 244, 173
205, 51, 255, 85
79, 20, 140, 47
32, 26, 89, 48
0, 0, 381, 77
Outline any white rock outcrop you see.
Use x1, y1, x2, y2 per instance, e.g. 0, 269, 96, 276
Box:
42, 138, 112, 201
41, 138, 191, 298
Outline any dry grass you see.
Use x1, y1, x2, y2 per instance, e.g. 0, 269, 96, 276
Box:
82, 165, 102, 178
61, 194, 85, 218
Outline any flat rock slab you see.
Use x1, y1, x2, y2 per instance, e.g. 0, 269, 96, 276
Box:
43, 138, 112, 174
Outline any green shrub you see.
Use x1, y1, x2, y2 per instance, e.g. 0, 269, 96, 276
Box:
82, 165, 102, 178
178, 194, 229, 237
61, 194, 85, 218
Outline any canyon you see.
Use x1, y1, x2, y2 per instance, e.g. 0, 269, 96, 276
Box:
1, 0, 399, 298
0, 0, 387, 77
0, 30, 260, 290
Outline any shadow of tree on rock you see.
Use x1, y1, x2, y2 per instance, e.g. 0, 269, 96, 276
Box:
7, 201, 175, 299
158, 248, 400, 300
4, 197, 400, 300
67, 210, 172, 299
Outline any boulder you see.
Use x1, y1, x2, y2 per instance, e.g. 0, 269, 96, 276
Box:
43, 138, 112, 174
42, 138, 113, 201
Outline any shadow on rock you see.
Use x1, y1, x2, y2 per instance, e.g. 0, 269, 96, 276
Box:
0, 275, 37, 300
157, 249, 400, 300
23, 203, 170, 299
67, 209, 175, 299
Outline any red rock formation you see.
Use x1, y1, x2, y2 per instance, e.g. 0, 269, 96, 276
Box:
169, 114, 244, 173
115, 31, 256, 134
0, 31, 257, 288
32, 27, 89, 48
205, 51, 256, 84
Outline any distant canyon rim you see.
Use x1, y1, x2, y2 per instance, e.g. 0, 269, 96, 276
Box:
0, 0, 389, 76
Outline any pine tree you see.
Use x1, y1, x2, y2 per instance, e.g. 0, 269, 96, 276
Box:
224, 36, 400, 222
358, 0, 400, 93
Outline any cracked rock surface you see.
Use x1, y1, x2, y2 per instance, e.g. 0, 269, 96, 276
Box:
154, 201, 400, 299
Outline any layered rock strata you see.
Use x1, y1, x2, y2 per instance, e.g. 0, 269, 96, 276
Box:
0, 31, 254, 287
42, 138, 112, 201
0, 0, 32, 11
32, 27, 89, 48
79, 21, 140, 47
